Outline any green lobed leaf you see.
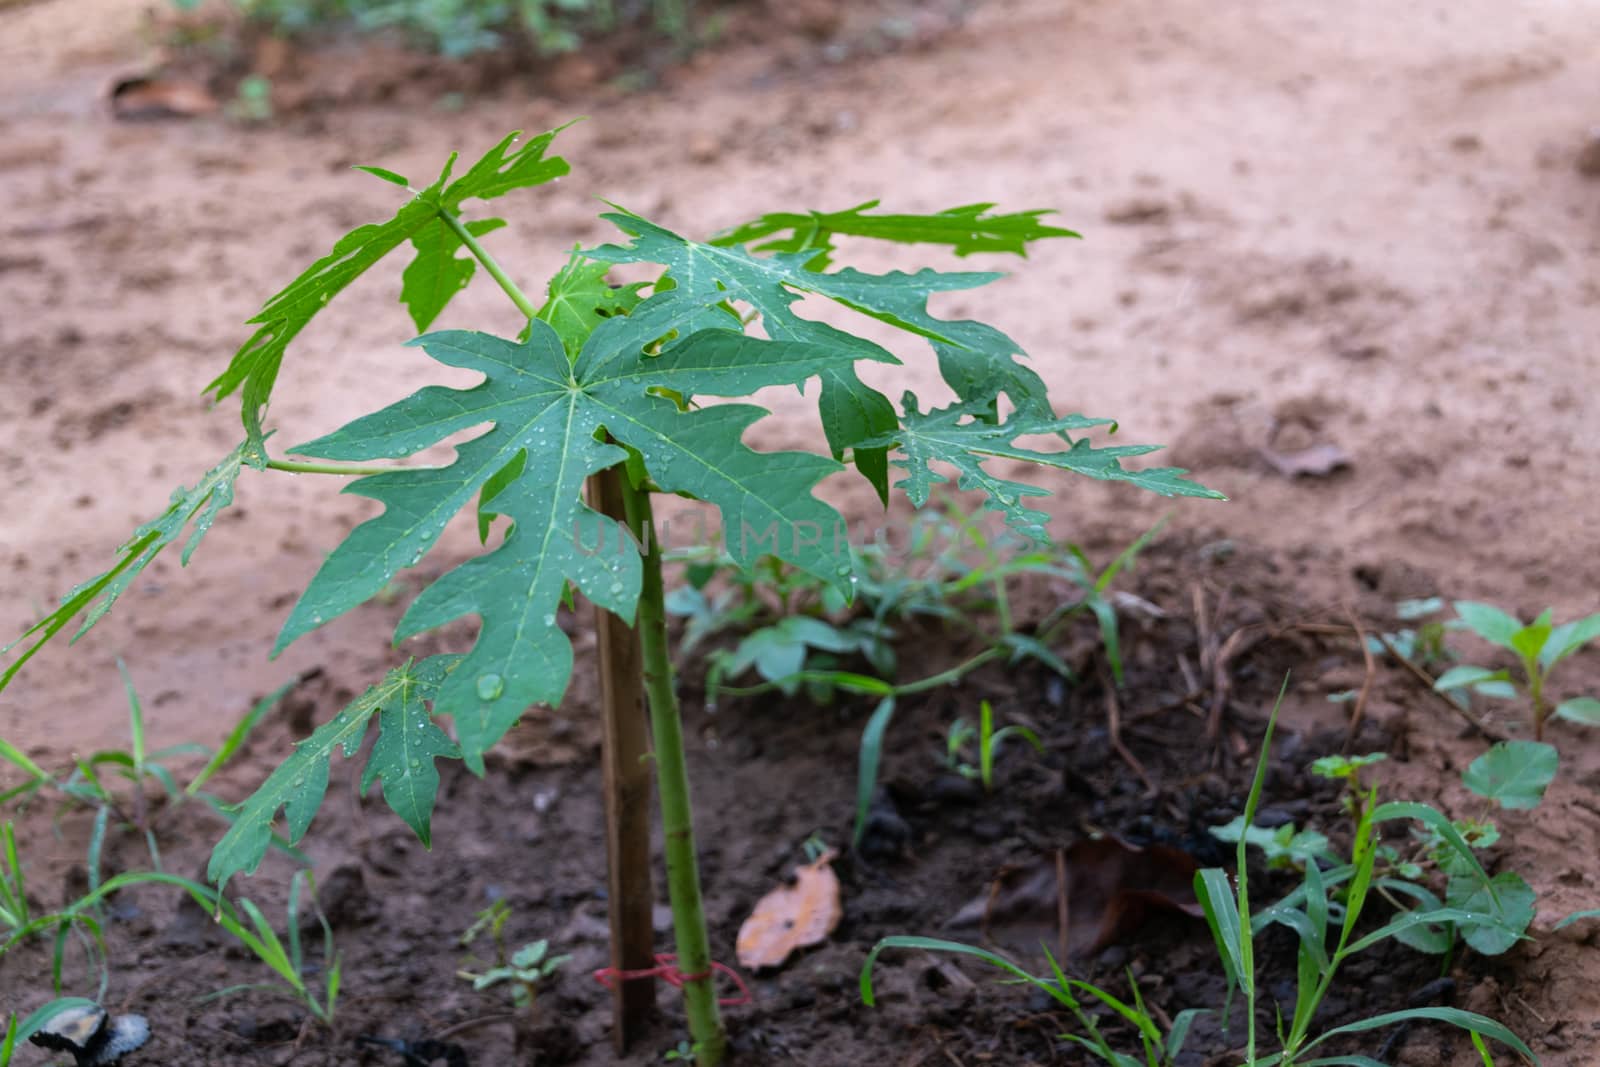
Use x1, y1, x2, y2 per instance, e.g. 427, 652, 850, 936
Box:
276, 318, 875, 769
587, 210, 1059, 501
537, 256, 649, 359
1209, 816, 1336, 869
860, 393, 1221, 541
1, 441, 255, 699
401, 217, 508, 332
208, 659, 451, 889
1461, 741, 1557, 810
360, 666, 461, 846
207, 129, 572, 436
712, 199, 1079, 269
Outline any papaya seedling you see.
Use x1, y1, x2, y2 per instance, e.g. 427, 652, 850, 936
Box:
458, 938, 570, 1011
458, 900, 571, 1011
1, 125, 1222, 1063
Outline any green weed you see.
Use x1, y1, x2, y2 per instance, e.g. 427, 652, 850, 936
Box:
1433, 601, 1600, 740
200, 870, 341, 1026
862, 685, 1539, 1065
457, 899, 571, 1011
943, 699, 1043, 794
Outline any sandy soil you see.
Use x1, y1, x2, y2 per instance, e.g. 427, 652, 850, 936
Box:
1, 0, 1599, 1059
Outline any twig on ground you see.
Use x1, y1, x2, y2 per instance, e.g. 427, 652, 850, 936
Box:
430, 1013, 517, 1041
1374, 634, 1508, 743
1207, 625, 1265, 743
1341, 605, 1377, 751
1100, 667, 1157, 796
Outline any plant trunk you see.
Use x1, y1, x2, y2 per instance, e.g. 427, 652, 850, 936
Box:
591, 467, 658, 1051
623, 484, 728, 1065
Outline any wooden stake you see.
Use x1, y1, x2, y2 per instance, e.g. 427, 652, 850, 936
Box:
592, 465, 657, 1051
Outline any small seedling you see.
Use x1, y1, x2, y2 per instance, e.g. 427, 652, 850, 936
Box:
0, 822, 31, 935
1433, 600, 1600, 739
944, 700, 1043, 794
458, 900, 571, 1010
458, 938, 571, 1010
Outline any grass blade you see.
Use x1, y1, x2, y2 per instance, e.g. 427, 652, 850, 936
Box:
1301, 1007, 1537, 1063
117, 659, 146, 770
188, 677, 297, 796
860, 936, 1037, 1006
852, 697, 896, 850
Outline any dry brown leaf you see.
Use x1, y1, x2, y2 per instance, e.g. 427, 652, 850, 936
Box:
947, 837, 1201, 960
736, 850, 842, 971
109, 76, 219, 120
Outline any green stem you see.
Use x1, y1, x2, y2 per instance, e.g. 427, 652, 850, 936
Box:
992, 574, 1012, 636
440, 209, 541, 320
714, 645, 1005, 701
265, 459, 400, 477
1527, 666, 1546, 741
622, 484, 727, 1066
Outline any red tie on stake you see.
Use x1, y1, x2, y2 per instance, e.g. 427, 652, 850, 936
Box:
594, 954, 753, 1007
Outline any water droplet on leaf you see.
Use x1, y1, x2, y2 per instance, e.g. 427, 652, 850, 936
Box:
476, 674, 505, 700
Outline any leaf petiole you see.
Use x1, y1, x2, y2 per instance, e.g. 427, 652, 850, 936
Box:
264, 458, 410, 477
440, 208, 541, 320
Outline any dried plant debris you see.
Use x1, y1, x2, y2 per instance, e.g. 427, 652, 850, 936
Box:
29, 1003, 150, 1067
737, 849, 844, 970
947, 837, 1202, 960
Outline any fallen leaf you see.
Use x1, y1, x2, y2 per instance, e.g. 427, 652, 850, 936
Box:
109, 76, 219, 120
736, 850, 842, 970
947, 837, 1201, 959
1259, 442, 1352, 478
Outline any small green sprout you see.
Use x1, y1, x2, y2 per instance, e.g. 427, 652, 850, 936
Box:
458, 939, 571, 1011
458, 899, 570, 1011
664, 1040, 704, 1062
944, 700, 1044, 794
1433, 601, 1600, 739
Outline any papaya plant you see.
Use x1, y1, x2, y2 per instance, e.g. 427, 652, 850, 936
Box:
0, 124, 1220, 1063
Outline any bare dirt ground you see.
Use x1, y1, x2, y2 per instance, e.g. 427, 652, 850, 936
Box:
1, 0, 1599, 1062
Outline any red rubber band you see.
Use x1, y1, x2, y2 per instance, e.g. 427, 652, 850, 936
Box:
594, 953, 752, 1007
